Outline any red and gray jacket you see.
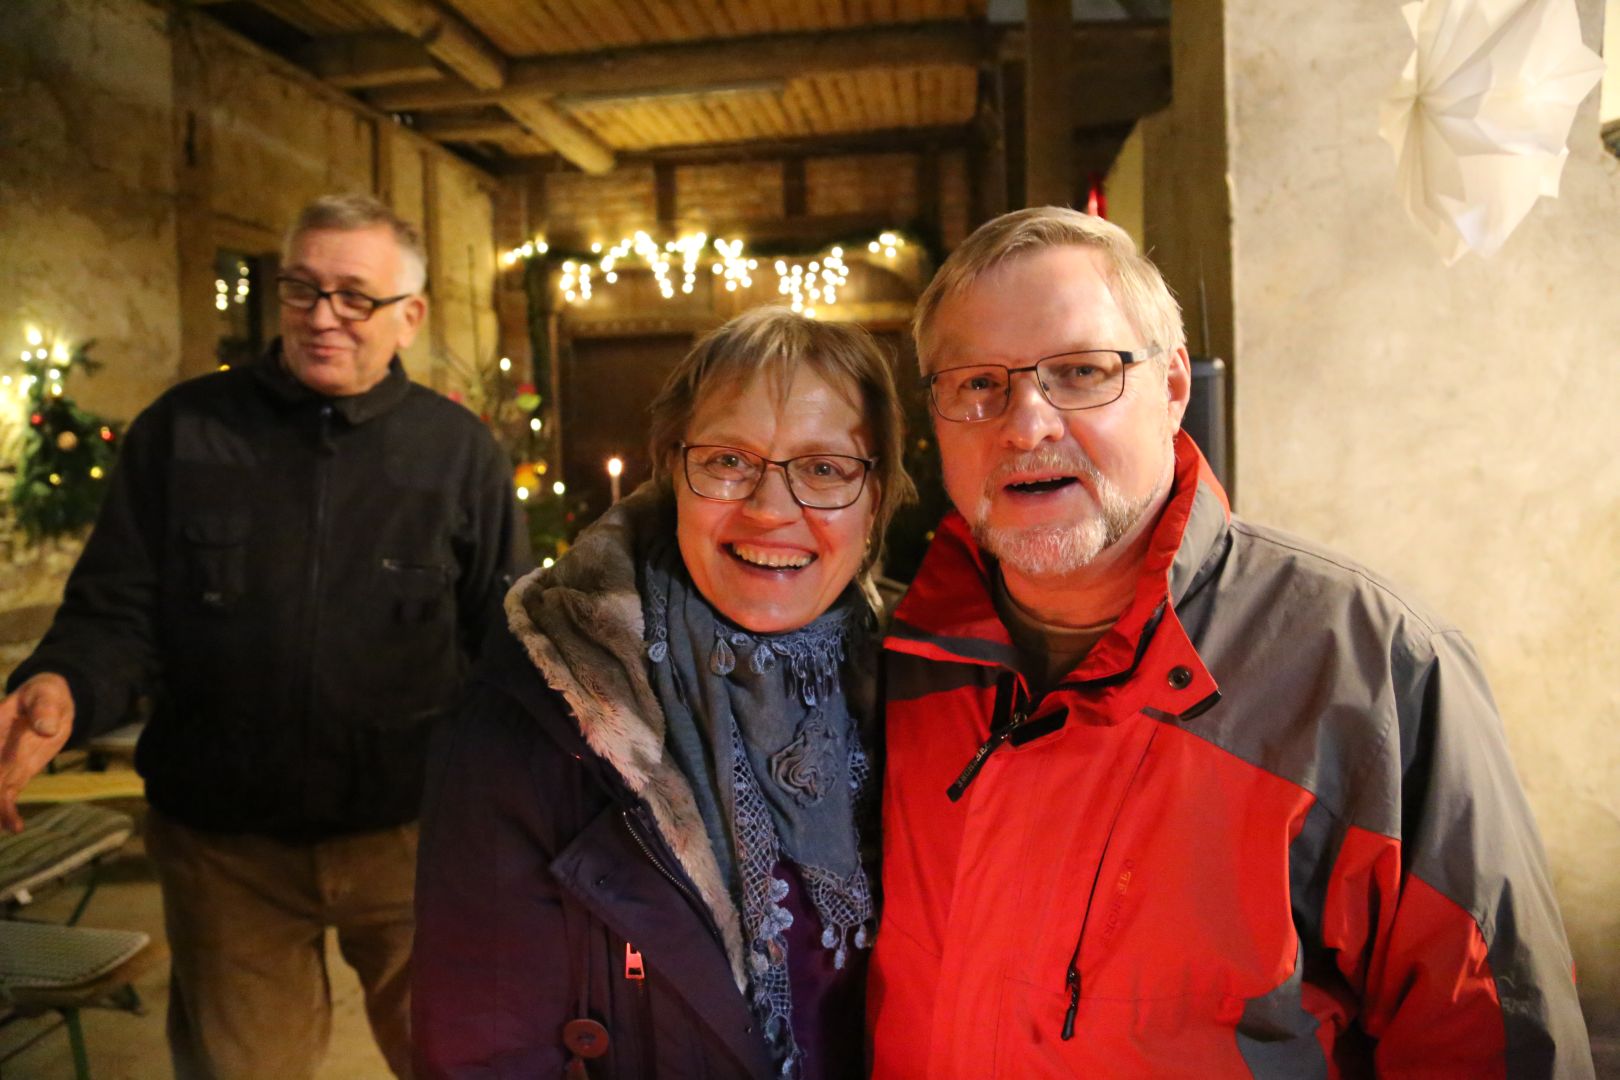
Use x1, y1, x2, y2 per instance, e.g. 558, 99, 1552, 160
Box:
869, 432, 1591, 1078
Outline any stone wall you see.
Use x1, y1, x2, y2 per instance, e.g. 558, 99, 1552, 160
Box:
0, 0, 181, 423
1162, 0, 1620, 1029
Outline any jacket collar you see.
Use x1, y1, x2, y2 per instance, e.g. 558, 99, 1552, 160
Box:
503, 485, 748, 989
252, 338, 412, 425
888, 431, 1230, 701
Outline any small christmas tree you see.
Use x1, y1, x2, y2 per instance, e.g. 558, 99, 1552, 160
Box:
445, 349, 578, 564
6, 337, 121, 543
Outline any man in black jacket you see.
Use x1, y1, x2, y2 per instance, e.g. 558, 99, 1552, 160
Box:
0, 194, 526, 1079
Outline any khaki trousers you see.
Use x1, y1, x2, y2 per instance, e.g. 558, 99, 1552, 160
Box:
145, 810, 417, 1080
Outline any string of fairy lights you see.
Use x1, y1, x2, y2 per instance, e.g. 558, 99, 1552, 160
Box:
501, 228, 911, 319
7, 326, 72, 401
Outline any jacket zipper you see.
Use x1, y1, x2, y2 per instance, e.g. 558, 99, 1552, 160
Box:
947, 672, 1030, 802
946, 707, 1028, 801
1058, 727, 1160, 1041
301, 404, 334, 814
621, 807, 724, 947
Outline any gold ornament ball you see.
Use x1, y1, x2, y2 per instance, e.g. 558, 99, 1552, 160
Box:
56, 431, 79, 452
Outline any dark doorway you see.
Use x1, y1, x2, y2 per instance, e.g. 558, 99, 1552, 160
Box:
560, 333, 694, 527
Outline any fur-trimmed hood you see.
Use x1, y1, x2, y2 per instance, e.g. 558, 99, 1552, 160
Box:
503, 485, 750, 987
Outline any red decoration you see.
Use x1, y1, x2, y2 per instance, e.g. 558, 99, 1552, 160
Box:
99, 426, 115, 442
516, 382, 536, 395
447, 390, 464, 404
1085, 174, 1108, 219
30, 412, 43, 426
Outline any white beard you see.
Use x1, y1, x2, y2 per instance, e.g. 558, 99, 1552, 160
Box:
969, 439, 1170, 579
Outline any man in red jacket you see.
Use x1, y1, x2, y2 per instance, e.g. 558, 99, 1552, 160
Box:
868, 206, 1592, 1077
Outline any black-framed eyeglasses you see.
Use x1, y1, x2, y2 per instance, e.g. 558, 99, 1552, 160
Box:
276, 276, 412, 322
680, 443, 875, 510
921, 348, 1158, 423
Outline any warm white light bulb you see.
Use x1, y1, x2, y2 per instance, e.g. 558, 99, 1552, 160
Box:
607, 457, 623, 478
553, 481, 566, 495
530, 417, 542, 432
499, 357, 512, 372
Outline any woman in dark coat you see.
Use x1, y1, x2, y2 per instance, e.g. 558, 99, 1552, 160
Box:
413, 306, 914, 1078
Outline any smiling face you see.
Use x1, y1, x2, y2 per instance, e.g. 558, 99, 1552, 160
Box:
925, 245, 1190, 582
675, 366, 877, 634
280, 224, 426, 397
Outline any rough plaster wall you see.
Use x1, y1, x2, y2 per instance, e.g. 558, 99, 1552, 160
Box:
430, 161, 499, 380
385, 134, 434, 378
0, 0, 179, 421
1226, 0, 1620, 1027
201, 37, 377, 231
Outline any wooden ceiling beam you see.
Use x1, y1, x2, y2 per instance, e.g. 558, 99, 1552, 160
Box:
996, 20, 1169, 67
502, 99, 617, 174
342, 0, 616, 173
411, 115, 522, 142
613, 126, 971, 165
482, 125, 971, 170
298, 33, 444, 89
368, 23, 991, 113
354, 0, 507, 89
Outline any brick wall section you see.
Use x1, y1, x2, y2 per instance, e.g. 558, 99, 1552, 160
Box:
534, 152, 961, 239
805, 153, 919, 219
674, 162, 783, 225
542, 166, 657, 241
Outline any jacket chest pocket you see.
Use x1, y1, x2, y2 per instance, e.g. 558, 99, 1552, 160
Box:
182, 512, 250, 611
380, 558, 452, 623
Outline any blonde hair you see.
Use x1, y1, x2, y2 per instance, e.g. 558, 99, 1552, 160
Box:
283, 194, 427, 295
913, 206, 1184, 365
648, 305, 917, 569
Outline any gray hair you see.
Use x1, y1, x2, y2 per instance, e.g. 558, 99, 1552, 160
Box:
913, 206, 1184, 365
282, 194, 428, 295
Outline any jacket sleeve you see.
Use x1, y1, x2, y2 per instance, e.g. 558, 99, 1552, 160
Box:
6, 402, 169, 744
1321, 629, 1592, 1079
412, 680, 574, 1078
452, 430, 530, 662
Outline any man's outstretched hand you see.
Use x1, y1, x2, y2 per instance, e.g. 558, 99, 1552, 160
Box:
0, 673, 74, 833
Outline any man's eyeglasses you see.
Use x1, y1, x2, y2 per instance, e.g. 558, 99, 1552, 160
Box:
276, 277, 412, 322
680, 444, 875, 510
921, 348, 1158, 422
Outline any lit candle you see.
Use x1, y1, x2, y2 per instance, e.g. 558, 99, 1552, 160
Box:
607, 456, 624, 503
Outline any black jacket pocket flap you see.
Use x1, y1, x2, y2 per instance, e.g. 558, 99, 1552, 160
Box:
182, 512, 250, 546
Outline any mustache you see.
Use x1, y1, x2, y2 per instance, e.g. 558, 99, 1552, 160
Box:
985, 446, 1102, 489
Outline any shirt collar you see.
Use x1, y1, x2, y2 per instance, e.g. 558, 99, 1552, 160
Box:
253, 338, 412, 425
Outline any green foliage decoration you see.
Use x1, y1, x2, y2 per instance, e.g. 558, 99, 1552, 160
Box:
7, 338, 122, 544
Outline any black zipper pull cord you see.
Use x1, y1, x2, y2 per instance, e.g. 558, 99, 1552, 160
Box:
946, 672, 1026, 802
1061, 945, 1082, 1040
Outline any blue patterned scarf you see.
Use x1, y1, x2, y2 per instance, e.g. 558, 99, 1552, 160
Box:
642, 521, 875, 1077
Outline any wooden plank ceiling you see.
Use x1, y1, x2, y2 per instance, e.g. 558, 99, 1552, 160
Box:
200, 0, 1169, 176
